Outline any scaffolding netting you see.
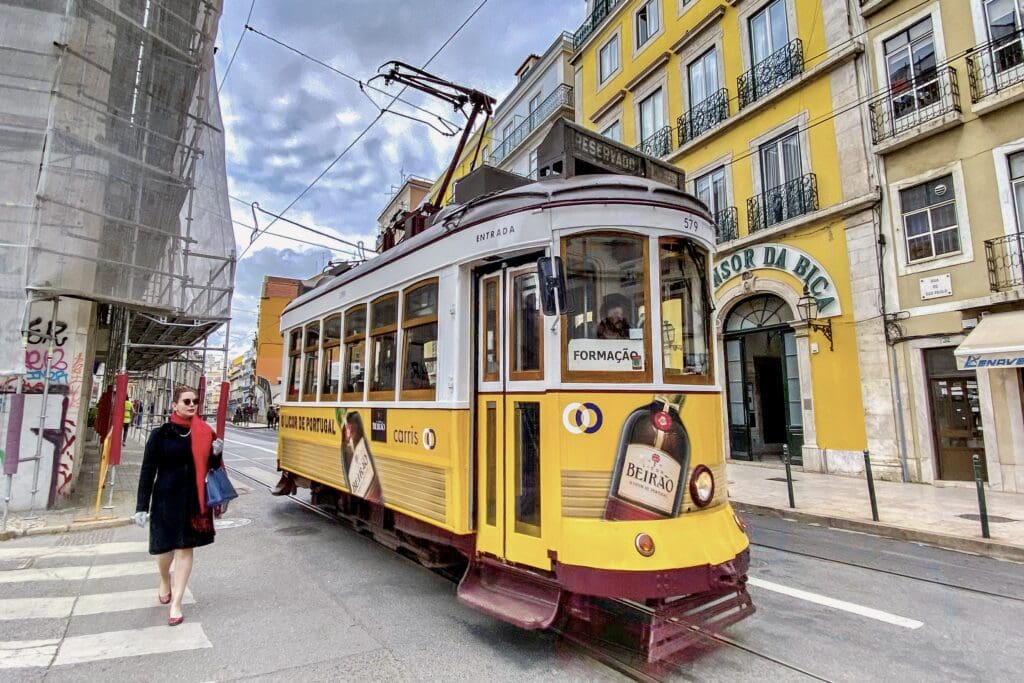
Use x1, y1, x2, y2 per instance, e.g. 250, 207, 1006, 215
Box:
0, 0, 234, 374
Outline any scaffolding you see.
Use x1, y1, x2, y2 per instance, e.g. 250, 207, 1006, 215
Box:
0, 0, 234, 375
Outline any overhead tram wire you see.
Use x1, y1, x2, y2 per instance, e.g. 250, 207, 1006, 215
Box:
243, 24, 461, 134
230, 218, 363, 259
217, 0, 257, 94
237, 0, 490, 259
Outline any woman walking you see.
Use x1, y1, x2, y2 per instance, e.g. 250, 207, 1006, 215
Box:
134, 386, 222, 626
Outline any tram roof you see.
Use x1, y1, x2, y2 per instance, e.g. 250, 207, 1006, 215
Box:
284, 173, 712, 315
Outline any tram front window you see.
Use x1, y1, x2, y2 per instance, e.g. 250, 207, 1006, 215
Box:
660, 238, 711, 382
564, 233, 649, 378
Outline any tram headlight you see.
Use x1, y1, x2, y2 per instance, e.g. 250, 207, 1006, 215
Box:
689, 465, 715, 508
634, 533, 655, 557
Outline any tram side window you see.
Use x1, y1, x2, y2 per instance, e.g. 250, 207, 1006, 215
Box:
482, 277, 500, 381
301, 322, 320, 401
369, 294, 398, 399
659, 238, 711, 382
402, 280, 438, 400
511, 272, 543, 379
563, 233, 649, 378
286, 328, 301, 401
342, 305, 366, 401
321, 314, 342, 399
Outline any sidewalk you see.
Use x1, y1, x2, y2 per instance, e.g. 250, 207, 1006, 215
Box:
0, 428, 147, 540
728, 460, 1024, 563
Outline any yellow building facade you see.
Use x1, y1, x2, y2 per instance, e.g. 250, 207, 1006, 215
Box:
572, 0, 900, 477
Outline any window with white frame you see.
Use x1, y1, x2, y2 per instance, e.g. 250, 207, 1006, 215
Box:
502, 122, 513, 143
636, 0, 660, 48
984, 0, 1023, 73
900, 174, 960, 263
528, 148, 538, 179
602, 120, 622, 142
694, 167, 728, 216
637, 88, 665, 143
528, 93, 541, 116
599, 34, 620, 83
749, 0, 788, 65
688, 48, 719, 107
1010, 150, 1024, 231
883, 17, 939, 120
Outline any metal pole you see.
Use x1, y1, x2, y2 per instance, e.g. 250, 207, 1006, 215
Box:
863, 449, 879, 522
25, 298, 60, 519
972, 454, 990, 539
782, 443, 795, 509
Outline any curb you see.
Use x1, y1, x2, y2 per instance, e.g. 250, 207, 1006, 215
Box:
0, 517, 133, 542
734, 502, 1024, 564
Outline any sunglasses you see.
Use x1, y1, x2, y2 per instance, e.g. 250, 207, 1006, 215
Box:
180, 398, 198, 406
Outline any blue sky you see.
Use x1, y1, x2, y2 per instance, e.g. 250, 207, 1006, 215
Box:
212, 0, 584, 357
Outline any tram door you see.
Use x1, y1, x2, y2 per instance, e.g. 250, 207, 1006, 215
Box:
475, 264, 549, 570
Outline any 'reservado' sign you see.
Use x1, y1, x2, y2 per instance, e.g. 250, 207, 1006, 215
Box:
712, 242, 841, 318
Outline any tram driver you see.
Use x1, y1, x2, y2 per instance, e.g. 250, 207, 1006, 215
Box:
596, 293, 632, 340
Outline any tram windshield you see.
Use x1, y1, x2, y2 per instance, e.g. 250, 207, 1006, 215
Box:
659, 237, 711, 382
564, 233, 649, 377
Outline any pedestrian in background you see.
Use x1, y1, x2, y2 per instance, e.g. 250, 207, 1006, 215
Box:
122, 398, 132, 445
134, 385, 223, 626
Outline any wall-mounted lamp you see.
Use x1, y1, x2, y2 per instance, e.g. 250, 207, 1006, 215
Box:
662, 320, 675, 346
797, 284, 834, 351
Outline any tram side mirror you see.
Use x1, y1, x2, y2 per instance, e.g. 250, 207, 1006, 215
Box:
537, 256, 567, 316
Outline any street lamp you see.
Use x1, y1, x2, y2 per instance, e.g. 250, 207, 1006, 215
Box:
797, 284, 834, 351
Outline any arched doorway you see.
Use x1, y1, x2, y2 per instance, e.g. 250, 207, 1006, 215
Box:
724, 295, 803, 463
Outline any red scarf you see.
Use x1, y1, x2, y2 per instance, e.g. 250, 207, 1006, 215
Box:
170, 412, 214, 514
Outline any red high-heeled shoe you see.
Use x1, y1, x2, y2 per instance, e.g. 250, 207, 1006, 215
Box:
168, 614, 184, 626
158, 593, 171, 605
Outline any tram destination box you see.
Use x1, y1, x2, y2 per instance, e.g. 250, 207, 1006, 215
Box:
536, 119, 685, 190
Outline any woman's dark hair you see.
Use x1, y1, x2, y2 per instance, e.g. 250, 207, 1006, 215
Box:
172, 385, 195, 403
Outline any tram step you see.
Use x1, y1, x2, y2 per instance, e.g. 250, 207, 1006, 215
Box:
456, 560, 562, 630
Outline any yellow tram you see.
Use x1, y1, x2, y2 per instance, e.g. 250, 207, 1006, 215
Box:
276, 121, 753, 660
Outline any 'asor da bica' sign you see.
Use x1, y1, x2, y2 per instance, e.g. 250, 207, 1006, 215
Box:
712, 242, 842, 318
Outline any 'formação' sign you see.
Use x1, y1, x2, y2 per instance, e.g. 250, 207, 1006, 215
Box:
712, 243, 841, 318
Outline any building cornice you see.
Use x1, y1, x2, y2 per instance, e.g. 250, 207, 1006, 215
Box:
670, 3, 726, 54
589, 88, 627, 123
624, 50, 673, 92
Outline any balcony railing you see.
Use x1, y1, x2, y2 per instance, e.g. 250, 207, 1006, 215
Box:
868, 66, 961, 145
678, 89, 729, 144
985, 233, 1024, 292
635, 125, 672, 157
746, 174, 818, 233
573, 0, 623, 49
713, 207, 738, 244
737, 39, 804, 109
490, 84, 573, 164
966, 29, 1024, 103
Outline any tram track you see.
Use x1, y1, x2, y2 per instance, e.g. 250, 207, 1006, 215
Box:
223, 455, 835, 682
750, 540, 1024, 605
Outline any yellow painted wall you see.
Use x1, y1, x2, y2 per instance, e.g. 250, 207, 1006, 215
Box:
574, 0, 868, 452
255, 294, 292, 384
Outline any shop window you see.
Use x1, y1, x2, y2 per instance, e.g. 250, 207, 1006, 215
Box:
301, 321, 320, 401
401, 280, 439, 400
659, 238, 711, 383
321, 314, 341, 400
286, 328, 301, 402
342, 305, 366, 401
369, 294, 398, 400
563, 232, 650, 381
900, 174, 960, 263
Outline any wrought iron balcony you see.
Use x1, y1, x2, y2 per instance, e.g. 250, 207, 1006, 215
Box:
490, 84, 573, 165
635, 125, 672, 157
985, 233, 1024, 292
868, 67, 961, 145
966, 29, 1024, 103
713, 207, 738, 244
737, 39, 804, 109
573, 0, 623, 50
678, 89, 729, 144
746, 174, 818, 233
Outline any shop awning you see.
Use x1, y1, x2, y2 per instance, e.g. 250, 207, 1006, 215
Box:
954, 310, 1024, 370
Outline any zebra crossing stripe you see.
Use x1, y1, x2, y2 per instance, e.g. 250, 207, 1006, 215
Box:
0, 638, 59, 669
0, 541, 147, 561
0, 560, 154, 584
0, 588, 194, 620
53, 623, 212, 666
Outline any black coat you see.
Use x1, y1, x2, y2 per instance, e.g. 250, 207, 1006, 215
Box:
136, 423, 222, 555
